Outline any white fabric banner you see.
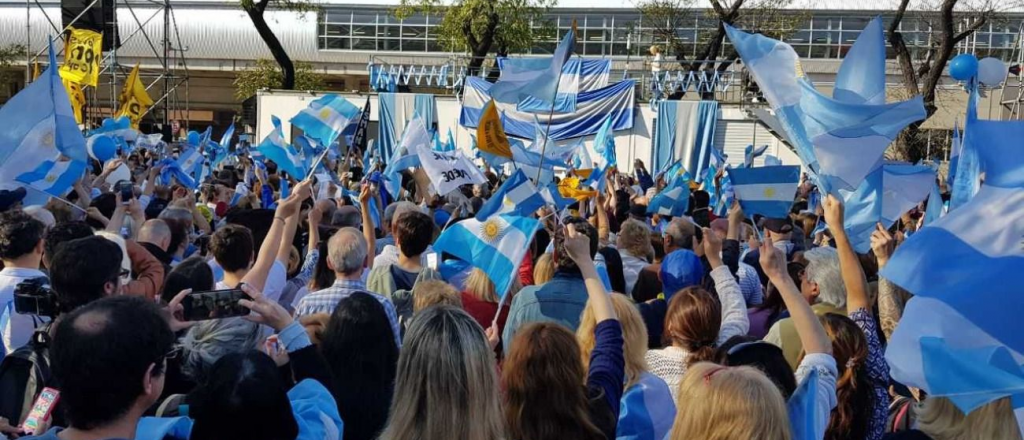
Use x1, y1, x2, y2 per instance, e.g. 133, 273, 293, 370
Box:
416, 148, 486, 196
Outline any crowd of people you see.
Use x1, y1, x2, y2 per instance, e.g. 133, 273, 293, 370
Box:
0, 149, 1016, 440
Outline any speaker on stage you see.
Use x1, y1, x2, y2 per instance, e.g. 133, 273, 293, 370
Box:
61, 0, 119, 51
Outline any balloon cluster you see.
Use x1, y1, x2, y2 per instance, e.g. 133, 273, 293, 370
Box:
949, 53, 1008, 86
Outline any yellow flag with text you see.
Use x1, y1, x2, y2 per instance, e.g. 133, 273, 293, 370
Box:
59, 27, 102, 87
116, 64, 153, 129
476, 99, 512, 158
60, 73, 86, 124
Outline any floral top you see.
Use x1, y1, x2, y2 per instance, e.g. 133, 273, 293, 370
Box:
850, 307, 890, 440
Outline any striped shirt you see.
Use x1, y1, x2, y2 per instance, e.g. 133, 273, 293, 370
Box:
294, 279, 401, 347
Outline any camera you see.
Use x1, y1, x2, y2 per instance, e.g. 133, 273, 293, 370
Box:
13, 277, 59, 318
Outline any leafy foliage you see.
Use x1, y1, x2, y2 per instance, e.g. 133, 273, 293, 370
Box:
0, 44, 27, 89
234, 59, 326, 100
394, 0, 557, 68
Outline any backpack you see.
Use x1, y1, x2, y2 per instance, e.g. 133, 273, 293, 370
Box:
0, 327, 53, 425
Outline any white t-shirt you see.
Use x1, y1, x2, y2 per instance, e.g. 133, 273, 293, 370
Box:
0, 267, 49, 355
372, 244, 436, 270
212, 260, 288, 303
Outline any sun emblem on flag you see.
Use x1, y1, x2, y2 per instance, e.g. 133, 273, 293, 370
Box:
502, 196, 514, 208
319, 108, 332, 119
41, 132, 54, 148
763, 187, 776, 197
480, 218, 505, 243
45, 174, 57, 183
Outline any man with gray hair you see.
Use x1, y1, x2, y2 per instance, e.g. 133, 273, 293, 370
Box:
137, 219, 174, 274
293, 227, 401, 346
763, 246, 847, 368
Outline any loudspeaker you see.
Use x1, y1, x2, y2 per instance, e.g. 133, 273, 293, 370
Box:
61, 0, 119, 51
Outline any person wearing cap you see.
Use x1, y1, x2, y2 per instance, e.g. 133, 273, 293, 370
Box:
742, 217, 802, 287
0, 187, 27, 213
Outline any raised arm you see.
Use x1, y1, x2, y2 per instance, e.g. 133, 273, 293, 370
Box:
871, 223, 911, 339
759, 236, 831, 355
703, 227, 749, 343
242, 179, 313, 292
276, 207, 301, 266
358, 183, 377, 269
564, 224, 616, 323
822, 195, 870, 313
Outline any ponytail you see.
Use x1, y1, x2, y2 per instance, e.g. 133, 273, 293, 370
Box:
820, 313, 874, 440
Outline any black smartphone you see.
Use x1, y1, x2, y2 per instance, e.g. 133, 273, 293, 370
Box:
181, 288, 252, 321
117, 181, 133, 203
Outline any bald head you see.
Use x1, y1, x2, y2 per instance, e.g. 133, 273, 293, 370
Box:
138, 219, 172, 251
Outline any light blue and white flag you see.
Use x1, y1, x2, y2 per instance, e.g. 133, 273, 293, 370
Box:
948, 122, 961, 183
0, 39, 87, 190
727, 166, 800, 218
584, 163, 609, 193
382, 117, 431, 198
15, 158, 87, 198
744, 144, 769, 168
725, 18, 926, 194
593, 116, 617, 169
490, 28, 575, 108
840, 163, 935, 253
714, 174, 734, 217
157, 157, 197, 189
177, 147, 204, 179
498, 58, 611, 113
257, 116, 307, 180
475, 169, 545, 221
616, 372, 676, 440
950, 83, 982, 212
377, 93, 436, 163
290, 94, 362, 148
445, 128, 457, 152
433, 214, 540, 298
647, 176, 691, 217
922, 180, 944, 226
541, 182, 575, 211
882, 116, 1024, 422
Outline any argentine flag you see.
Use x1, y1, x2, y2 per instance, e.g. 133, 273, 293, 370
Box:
177, 147, 204, 179
475, 169, 545, 221
840, 163, 934, 253
16, 158, 87, 197
290, 94, 362, 148
257, 116, 307, 180
433, 214, 540, 298
725, 18, 926, 194
0, 40, 87, 190
647, 176, 690, 217
727, 165, 800, 218
882, 116, 1024, 420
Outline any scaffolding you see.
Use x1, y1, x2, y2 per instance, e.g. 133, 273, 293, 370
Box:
999, 22, 1024, 120
24, 0, 190, 130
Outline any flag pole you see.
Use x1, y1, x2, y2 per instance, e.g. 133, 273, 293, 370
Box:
534, 23, 575, 183
25, 187, 88, 214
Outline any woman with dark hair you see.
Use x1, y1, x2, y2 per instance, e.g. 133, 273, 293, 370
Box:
717, 335, 798, 399
501, 223, 624, 440
320, 292, 399, 440
160, 256, 215, 304
644, 228, 749, 404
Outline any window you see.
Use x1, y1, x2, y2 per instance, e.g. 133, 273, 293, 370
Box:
404, 39, 425, 52
352, 38, 375, 51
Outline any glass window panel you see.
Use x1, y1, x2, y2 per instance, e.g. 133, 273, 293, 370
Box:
842, 16, 869, 30
582, 42, 606, 55
324, 11, 350, 24
611, 42, 630, 55
378, 25, 400, 38
352, 37, 375, 50
379, 38, 400, 51
842, 31, 859, 43
533, 41, 556, 54
352, 13, 377, 24
812, 17, 831, 29
403, 25, 427, 38
991, 33, 1013, 48
677, 29, 696, 42
584, 29, 608, 42
785, 30, 810, 43
326, 24, 350, 37
351, 24, 373, 37
404, 39, 426, 52
326, 37, 348, 50
401, 14, 427, 25
427, 39, 442, 52
790, 44, 810, 57
809, 44, 836, 58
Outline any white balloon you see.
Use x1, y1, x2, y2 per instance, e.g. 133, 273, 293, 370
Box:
977, 57, 1007, 86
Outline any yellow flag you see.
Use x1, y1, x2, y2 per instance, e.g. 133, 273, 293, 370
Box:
476, 99, 512, 158
32, 62, 41, 81
558, 176, 596, 201
60, 72, 86, 124
116, 64, 154, 129
59, 27, 103, 87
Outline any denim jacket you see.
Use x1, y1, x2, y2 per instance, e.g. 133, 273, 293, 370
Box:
502, 269, 589, 354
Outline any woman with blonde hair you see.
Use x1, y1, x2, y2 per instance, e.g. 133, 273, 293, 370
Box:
578, 293, 676, 440
885, 396, 1022, 440
461, 268, 519, 352
378, 305, 504, 440
617, 219, 653, 294
669, 236, 838, 440
533, 252, 555, 285
502, 223, 624, 440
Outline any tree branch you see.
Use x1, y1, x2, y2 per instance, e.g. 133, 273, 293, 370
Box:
953, 16, 988, 44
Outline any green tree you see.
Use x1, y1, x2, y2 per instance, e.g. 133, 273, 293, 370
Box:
234, 59, 327, 100
0, 44, 27, 91
240, 0, 317, 90
394, 0, 557, 73
887, 0, 1013, 162
635, 0, 802, 74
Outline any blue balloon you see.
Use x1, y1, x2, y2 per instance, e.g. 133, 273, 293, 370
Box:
89, 135, 118, 162
114, 116, 131, 130
949, 54, 979, 81
187, 130, 200, 147
101, 118, 117, 131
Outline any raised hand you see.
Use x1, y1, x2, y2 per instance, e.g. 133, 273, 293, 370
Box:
870, 222, 895, 268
